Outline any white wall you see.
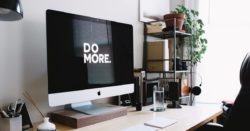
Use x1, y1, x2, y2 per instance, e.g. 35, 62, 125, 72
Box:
0, 0, 143, 123
170, 0, 184, 11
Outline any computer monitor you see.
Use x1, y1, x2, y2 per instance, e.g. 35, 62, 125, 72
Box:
46, 10, 134, 114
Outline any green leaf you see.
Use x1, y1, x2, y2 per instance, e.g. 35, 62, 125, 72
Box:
195, 11, 199, 16
173, 5, 207, 65
204, 39, 208, 44
191, 10, 195, 15
197, 19, 204, 26
199, 30, 205, 35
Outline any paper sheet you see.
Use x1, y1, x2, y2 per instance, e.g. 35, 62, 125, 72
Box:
144, 117, 177, 129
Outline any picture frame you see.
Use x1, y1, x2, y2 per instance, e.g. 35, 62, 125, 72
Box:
16, 103, 33, 131
139, 0, 170, 22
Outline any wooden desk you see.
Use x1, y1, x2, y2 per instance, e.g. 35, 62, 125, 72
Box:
48, 103, 222, 131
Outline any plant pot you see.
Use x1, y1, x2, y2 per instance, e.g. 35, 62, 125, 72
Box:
163, 13, 184, 31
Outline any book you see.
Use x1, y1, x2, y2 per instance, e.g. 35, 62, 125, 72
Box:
144, 117, 177, 129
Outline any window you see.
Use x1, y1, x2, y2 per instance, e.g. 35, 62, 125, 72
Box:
196, 0, 250, 103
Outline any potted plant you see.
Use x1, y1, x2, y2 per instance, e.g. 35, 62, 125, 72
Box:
163, 13, 185, 31
174, 5, 208, 65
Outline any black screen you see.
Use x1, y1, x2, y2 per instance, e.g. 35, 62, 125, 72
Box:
46, 10, 134, 94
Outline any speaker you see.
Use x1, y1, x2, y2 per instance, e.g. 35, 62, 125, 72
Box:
167, 82, 181, 108
168, 82, 180, 101
190, 86, 201, 96
133, 71, 144, 111
134, 76, 142, 111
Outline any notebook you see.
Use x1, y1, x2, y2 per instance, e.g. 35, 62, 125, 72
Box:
144, 117, 177, 129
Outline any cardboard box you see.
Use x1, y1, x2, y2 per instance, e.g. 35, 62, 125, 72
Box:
147, 41, 169, 71
146, 22, 165, 33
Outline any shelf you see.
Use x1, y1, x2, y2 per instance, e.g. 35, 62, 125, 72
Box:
147, 31, 191, 39
147, 59, 191, 62
143, 20, 193, 105
144, 20, 164, 24
147, 59, 171, 62
146, 70, 190, 74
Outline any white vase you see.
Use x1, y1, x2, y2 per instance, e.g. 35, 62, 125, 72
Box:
37, 117, 56, 131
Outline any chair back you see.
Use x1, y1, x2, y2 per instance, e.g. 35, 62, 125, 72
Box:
224, 53, 250, 130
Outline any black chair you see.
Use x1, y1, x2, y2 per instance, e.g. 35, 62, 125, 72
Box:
197, 53, 250, 131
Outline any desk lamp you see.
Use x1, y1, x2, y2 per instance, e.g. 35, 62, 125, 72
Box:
0, 0, 23, 21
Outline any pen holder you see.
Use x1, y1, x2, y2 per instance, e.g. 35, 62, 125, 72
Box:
0, 115, 22, 131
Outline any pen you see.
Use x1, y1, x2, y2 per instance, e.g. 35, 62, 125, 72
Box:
14, 99, 22, 116
13, 100, 18, 116
16, 102, 24, 114
0, 108, 9, 118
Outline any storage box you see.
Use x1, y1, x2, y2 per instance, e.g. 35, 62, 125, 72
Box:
146, 22, 165, 33
147, 41, 169, 71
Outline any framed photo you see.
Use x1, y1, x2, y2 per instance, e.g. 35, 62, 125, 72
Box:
139, 0, 170, 22
17, 103, 33, 131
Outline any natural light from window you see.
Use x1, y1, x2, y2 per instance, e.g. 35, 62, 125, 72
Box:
196, 0, 250, 103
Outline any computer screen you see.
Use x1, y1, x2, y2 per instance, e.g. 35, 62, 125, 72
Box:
46, 10, 134, 108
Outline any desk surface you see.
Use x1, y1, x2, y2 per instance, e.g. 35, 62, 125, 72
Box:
50, 103, 222, 131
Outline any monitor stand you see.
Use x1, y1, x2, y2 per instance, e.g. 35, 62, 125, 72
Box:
52, 101, 127, 128
167, 101, 181, 108
65, 101, 116, 115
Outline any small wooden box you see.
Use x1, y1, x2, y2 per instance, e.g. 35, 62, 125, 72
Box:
51, 106, 127, 128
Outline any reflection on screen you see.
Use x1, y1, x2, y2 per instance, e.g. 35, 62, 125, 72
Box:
73, 19, 114, 85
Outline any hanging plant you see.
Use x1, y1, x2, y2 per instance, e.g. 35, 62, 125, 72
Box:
173, 5, 208, 64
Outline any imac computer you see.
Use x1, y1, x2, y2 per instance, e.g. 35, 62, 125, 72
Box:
46, 10, 134, 114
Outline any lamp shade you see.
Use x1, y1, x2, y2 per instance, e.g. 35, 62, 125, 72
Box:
0, 0, 23, 21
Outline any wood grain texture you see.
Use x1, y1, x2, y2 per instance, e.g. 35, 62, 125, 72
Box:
51, 106, 127, 128
35, 103, 222, 131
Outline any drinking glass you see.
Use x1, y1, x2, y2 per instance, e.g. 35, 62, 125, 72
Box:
153, 86, 165, 112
